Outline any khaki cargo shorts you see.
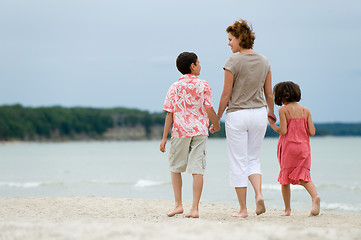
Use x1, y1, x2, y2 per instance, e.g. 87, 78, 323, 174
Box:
168, 135, 207, 175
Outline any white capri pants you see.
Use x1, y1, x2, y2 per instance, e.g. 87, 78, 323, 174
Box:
225, 107, 267, 187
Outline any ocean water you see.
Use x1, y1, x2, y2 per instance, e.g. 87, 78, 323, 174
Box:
0, 137, 360, 213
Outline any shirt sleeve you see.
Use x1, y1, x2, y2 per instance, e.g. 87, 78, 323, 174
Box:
203, 83, 213, 109
163, 86, 174, 112
223, 57, 235, 75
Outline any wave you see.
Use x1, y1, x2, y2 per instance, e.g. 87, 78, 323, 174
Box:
0, 182, 43, 188
322, 202, 361, 212
0, 181, 65, 188
0, 179, 170, 189
135, 179, 170, 188
262, 184, 304, 191
317, 183, 361, 192
89, 179, 132, 185
89, 179, 170, 188
262, 183, 361, 192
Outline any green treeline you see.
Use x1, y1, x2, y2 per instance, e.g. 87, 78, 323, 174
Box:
0, 104, 164, 141
0, 104, 360, 141
265, 123, 361, 138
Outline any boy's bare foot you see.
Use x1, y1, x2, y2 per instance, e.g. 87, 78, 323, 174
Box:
185, 209, 199, 218
256, 199, 266, 215
310, 196, 321, 216
231, 211, 248, 218
280, 209, 291, 216
166, 206, 184, 217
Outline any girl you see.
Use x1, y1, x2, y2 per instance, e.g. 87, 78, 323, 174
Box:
268, 81, 320, 216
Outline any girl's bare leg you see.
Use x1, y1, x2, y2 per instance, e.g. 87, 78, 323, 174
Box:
167, 172, 184, 217
249, 174, 266, 215
281, 184, 291, 216
185, 174, 203, 218
232, 187, 248, 218
300, 180, 320, 216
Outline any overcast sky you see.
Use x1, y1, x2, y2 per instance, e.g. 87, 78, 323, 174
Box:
1, 0, 360, 123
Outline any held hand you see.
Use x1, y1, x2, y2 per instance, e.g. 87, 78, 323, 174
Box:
268, 117, 276, 125
209, 124, 214, 133
209, 124, 221, 133
209, 124, 215, 133
210, 116, 221, 133
268, 116, 277, 125
268, 111, 277, 123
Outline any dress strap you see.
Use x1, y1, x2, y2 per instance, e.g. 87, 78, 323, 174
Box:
284, 106, 292, 118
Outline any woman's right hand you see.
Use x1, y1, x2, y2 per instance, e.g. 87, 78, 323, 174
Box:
209, 124, 220, 133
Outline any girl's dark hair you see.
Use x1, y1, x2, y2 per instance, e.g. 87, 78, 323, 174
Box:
176, 52, 198, 75
226, 18, 255, 49
273, 81, 301, 106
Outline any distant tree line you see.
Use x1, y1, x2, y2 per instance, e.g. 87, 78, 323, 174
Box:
0, 104, 164, 141
0, 104, 360, 141
264, 122, 361, 137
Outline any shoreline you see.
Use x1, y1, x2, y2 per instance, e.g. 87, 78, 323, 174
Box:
1, 197, 360, 240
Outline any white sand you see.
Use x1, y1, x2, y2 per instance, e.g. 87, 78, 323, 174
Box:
0, 197, 360, 240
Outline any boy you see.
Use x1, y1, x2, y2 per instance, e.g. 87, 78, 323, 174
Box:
160, 52, 220, 218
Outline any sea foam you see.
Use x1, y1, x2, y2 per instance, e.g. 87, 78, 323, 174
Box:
135, 179, 169, 188
0, 182, 43, 188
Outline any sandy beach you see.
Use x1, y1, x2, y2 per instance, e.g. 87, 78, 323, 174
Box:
0, 197, 360, 240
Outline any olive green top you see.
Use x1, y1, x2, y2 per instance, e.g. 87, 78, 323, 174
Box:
224, 52, 271, 113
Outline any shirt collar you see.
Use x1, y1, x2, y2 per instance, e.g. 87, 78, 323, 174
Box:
179, 74, 197, 81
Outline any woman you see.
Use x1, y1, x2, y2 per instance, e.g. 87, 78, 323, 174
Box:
212, 19, 276, 218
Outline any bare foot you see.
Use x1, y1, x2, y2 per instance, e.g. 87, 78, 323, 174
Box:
310, 196, 321, 216
185, 209, 199, 218
166, 206, 184, 217
256, 199, 266, 215
280, 209, 291, 216
231, 211, 248, 218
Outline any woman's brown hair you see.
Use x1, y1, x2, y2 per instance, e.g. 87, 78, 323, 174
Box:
226, 19, 255, 49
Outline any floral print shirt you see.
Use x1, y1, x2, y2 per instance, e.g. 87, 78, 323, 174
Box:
163, 74, 213, 138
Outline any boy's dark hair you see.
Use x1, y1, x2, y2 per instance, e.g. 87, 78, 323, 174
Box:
273, 81, 301, 106
176, 52, 198, 75
226, 18, 255, 49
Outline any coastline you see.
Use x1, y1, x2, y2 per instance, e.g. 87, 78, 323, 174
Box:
1, 197, 360, 240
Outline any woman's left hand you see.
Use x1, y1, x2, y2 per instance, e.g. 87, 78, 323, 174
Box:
268, 111, 277, 122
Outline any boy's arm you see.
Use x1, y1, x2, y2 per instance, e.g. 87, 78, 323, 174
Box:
160, 111, 173, 152
206, 107, 220, 133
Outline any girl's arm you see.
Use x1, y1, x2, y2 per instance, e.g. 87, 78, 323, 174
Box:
306, 108, 316, 136
269, 107, 288, 135
160, 112, 173, 152
216, 69, 234, 119
264, 72, 277, 122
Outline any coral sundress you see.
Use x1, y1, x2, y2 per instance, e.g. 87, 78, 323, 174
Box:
277, 106, 312, 185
